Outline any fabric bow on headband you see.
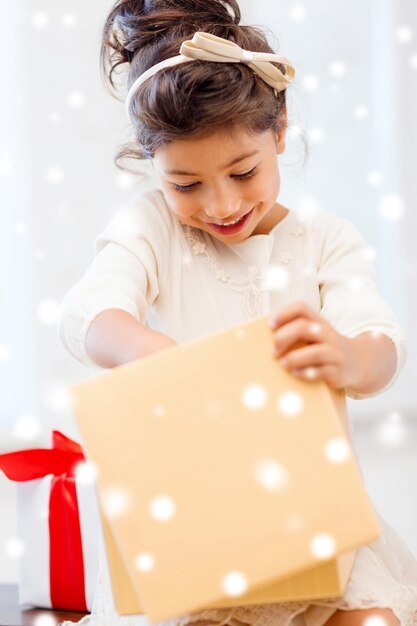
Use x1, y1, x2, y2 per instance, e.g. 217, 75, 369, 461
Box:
125, 31, 295, 122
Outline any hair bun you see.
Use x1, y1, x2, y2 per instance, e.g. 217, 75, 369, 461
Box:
104, 0, 240, 58
101, 0, 241, 89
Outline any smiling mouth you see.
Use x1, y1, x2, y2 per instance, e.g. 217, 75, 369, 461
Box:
206, 208, 255, 234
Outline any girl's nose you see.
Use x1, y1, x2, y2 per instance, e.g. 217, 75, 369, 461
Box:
203, 190, 241, 221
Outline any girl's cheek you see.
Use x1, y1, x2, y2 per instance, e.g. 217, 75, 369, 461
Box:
166, 194, 196, 219
251, 177, 275, 202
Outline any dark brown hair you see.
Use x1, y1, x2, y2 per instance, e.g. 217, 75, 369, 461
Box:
101, 0, 304, 168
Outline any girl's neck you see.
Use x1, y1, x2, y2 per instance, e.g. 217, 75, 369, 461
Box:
252, 202, 290, 236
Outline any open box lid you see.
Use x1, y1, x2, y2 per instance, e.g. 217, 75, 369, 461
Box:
71, 314, 380, 622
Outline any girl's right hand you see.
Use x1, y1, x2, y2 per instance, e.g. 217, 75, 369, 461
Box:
86, 309, 177, 368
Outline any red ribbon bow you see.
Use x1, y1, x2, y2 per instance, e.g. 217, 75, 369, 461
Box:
0, 430, 89, 611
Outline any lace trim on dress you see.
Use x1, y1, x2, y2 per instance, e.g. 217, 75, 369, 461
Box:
183, 223, 304, 319
273, 224, 304, 265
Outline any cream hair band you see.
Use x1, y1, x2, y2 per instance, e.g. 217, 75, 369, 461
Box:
125, 31, 295, 122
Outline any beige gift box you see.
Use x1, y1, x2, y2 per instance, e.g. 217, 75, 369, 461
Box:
71, 314, 381, 623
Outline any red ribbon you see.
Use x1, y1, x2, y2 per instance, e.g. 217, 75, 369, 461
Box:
0, 430, 88, 611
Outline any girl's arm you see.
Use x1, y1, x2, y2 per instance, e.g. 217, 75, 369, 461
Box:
86, 308, 177, 368
269, 300, 399, 396
312, 210, 407, 399
347, 331, 397, 397
58, 192, 175, 368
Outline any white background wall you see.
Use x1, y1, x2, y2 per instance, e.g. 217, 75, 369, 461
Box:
1, 0, 416, 583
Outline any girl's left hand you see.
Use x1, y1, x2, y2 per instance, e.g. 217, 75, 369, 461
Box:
269, 300, 362, 390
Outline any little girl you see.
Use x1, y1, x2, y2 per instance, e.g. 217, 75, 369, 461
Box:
58, 1, 417, 624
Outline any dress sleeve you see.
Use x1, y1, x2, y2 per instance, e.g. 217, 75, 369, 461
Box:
314, 209, 408, 400
57, 190, 172, 368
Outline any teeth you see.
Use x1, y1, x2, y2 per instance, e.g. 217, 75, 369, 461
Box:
219, 216, 243, 226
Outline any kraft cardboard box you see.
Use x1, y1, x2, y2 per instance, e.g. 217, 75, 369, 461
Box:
71, 314, 381, 623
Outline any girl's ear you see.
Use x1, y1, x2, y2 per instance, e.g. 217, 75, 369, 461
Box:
276, 128, 286, 155
276, 110, 287, 155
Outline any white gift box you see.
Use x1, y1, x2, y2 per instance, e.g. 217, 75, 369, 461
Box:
0, 431, 101, 612
16, 474, 101, 611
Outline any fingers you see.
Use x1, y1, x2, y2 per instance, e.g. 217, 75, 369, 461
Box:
289, 364, 341, 386
277, 344, 339, 370
269, 300, 320, 331
277, 348, 344, 388
290, 366, 321, 380
268, 301, 344, 389
272, 318, 324, 358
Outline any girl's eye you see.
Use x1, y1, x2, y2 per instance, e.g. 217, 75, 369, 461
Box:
235, 166, 258, 180
172, 167, 258, 193
173, 182, 197, 193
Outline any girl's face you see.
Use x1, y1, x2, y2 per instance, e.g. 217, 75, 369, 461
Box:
152, 125, 286, 244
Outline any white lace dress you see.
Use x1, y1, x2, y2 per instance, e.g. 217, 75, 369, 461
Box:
58, 188, 417, 625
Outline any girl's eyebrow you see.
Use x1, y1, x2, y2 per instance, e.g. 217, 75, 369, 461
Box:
164, 150, 260, 175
